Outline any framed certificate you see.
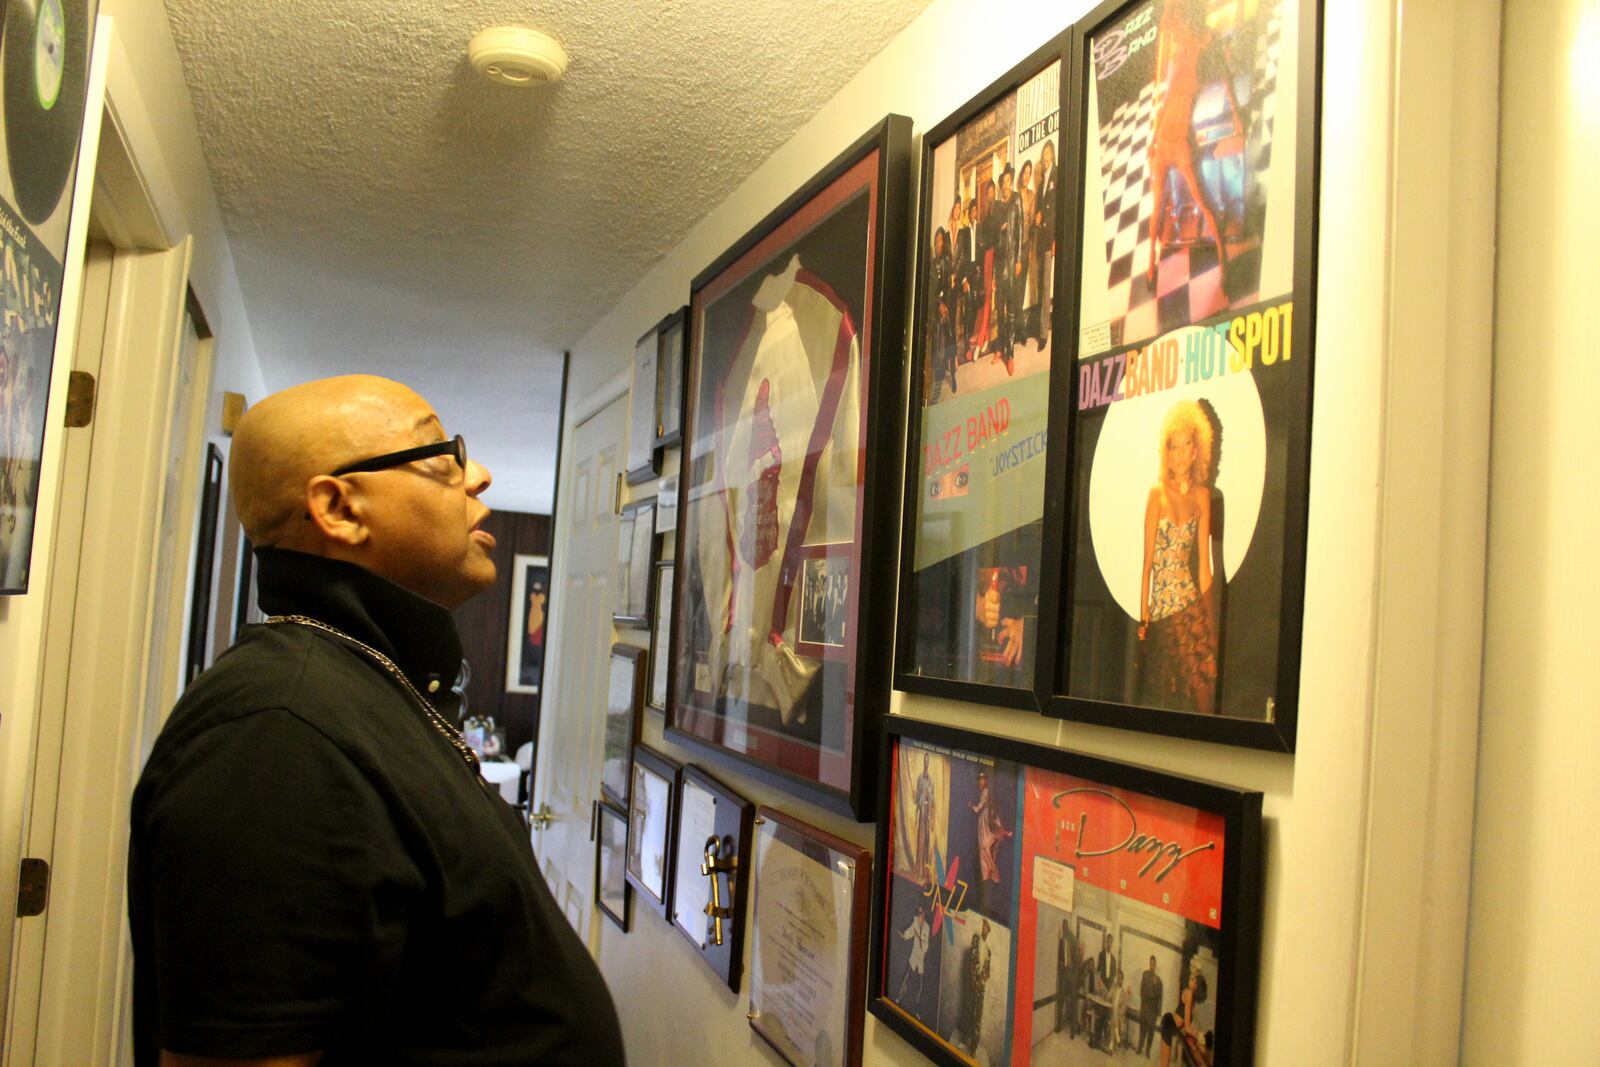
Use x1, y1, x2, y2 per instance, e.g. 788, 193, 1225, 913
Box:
613, 497, 658, 628
655, 305, 689, 450
669, 765, 754, 991
870, 717, 1263, 1067
748, 808, 870, 1067
667, 114, 912, 820
600, 644, 646, 808
595, 800, 630, 932
627, 324, 661, 484
625, 745, 680, 923
648, 561, 675, 714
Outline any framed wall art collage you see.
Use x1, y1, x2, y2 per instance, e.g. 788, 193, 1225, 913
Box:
598, 2, 1319, 1064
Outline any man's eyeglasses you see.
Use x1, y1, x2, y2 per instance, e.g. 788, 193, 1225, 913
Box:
331, 434, 468, 477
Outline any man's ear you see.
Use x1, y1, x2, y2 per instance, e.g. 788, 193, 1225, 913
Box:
304, 475, 369, 547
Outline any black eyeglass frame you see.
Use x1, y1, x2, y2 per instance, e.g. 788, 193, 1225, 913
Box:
331, 434, 467, 477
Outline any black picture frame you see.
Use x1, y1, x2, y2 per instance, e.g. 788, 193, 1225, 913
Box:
668, 764, 754, 992
600, 643, 646, 809
184, 443, 225, 686
666, 114, 912, 822
1039, 0, 1322, 752
626, 323, 662, 484
613, 497, 659, 628
868, 716, 1263, 1067
647, 560, 675, 715
893, 30, 1073, 716
654, 305, 689, 450
595, 799, 631, 932
625, 744, 681, 923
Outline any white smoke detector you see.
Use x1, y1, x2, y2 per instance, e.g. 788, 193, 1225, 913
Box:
468, 27, 569, 87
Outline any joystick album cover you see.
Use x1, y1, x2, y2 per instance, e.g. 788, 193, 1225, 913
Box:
1, 0, 99, 592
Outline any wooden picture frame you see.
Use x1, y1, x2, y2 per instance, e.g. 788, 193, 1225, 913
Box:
625, 744, 681, 923
869, 717, 1263, 1067
595, 799, 631, 932
654, 305, 689, 450
647, 561, 675, 714
600, 644, 647, 809
613, 497, 659, 628
669, 765, 754, 992
748, 807, 871, 1067
893, 30, 1072, 715
667, 114, 912, 821
627, 324, 661, 484
1040, 0, 1322, 751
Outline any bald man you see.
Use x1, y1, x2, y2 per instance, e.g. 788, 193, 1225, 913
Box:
127, 377, 625, 1066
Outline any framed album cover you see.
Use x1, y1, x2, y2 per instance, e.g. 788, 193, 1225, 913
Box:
894, 32, 1070, 712
869, 717, 1263, 1067
613, 497, 658, 628
669, 765, 754, 992
600, 644, 647, 809
647, 561, 675, 713
654, 305, 689, 450
0, 0, 101, 595
1042, 0, 1322, 751
505, 553, 550, 695
595, 800, 631, 932
625, 744, 681, 923
667, 114, 912, 821
748, 807, 871, 1067
627, 324, 661, 484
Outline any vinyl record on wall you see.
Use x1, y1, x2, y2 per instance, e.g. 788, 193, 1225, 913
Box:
4, 0, 89, 224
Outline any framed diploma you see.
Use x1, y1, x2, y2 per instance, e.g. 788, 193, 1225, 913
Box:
667, 114, 912, 820
870, 717, 1263, 1067
655, 305, 689, 450
627, 323, 661, 484
669, 765, 754, 991
600, 644, 646, 808
648, 561, 675, 714
1042, 0, 1322, 751
894, 31, 1071, 713
595, 800, 631, 932
748, 808, 870, 1067
613, 497, 658, 628
655, 474, 679, 535
625, 745, 680, 923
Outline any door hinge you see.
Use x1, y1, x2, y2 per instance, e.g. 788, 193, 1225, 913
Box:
17, 858, 50, 917
64, 371, 96, 428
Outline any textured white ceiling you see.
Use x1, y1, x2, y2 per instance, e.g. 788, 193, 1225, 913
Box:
163, 0, 934, 513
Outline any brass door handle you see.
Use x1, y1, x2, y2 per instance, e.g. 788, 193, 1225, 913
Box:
530, 804, 555, 830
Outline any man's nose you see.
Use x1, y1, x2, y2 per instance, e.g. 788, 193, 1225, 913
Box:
466, 458, 492, 495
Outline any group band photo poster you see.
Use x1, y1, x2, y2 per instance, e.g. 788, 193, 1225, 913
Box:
870, 719, 1262, 1067
668, 116, 910, 820
896, 37, 1070, 709
1, 0, 100, 592
1050, 0, 1320, 749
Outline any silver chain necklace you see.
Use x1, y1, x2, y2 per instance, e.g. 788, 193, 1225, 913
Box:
265, 613, 480, 772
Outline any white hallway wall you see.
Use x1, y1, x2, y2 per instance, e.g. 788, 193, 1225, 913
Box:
548, 0, 1498, 1064
1462, 0, 1600, 1061
0, 0, 265, 1030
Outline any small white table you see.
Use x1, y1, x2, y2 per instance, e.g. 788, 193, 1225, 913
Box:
479, 759, 521, 803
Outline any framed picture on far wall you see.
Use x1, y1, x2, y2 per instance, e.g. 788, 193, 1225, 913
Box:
1044, 0, 1322, 751
869, 717, 1263, 1067
654, 306, 689, 450
667, 114, 912, 821
505, 553, 550, 694
894, 31, 1070, 713
627, 324, 661, 484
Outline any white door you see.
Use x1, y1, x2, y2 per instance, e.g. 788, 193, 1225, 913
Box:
530, 387, 626, 939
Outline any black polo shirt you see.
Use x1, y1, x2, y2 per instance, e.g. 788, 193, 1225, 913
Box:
129, 549, 624, 1066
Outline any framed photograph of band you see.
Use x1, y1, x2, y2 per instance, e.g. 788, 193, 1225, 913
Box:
647, 561, 674, 714
1041, 0, 1321, 751
627, 324, 661, 484
869, 717, 1263, 1067
748, 807, 871, 1067
0, 0, 101, 595
666, 114, 912, 821
669, 765, 754, 991
894, 33, 1071, 712
595, 799, 631, 932
654, 305, 689, 450
600, 644, 647, 809
613, 497, 658, 628
625, 744, 681, 923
